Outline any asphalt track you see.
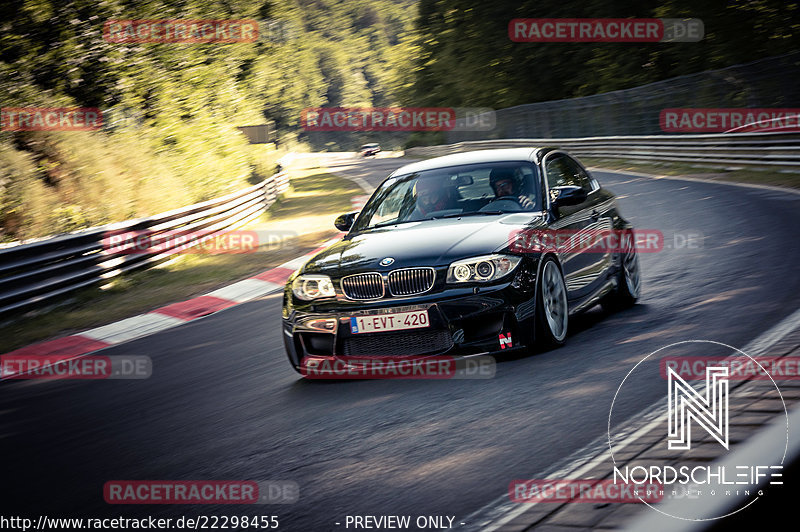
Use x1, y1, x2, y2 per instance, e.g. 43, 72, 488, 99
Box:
2, 155, 799, 530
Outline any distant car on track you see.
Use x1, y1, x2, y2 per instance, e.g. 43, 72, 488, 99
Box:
282, 148, 640, 374
360, 143, 381, 157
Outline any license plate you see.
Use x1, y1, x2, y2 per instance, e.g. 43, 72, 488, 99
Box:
350, 309, 429, 334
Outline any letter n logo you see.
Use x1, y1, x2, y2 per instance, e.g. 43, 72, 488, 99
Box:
499, 333, 513, 349
667, 366, 729, 450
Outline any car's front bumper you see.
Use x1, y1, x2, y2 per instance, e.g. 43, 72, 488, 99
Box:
282, 279, 537, 371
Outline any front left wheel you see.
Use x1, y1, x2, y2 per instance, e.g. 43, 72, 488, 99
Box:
535, 257, 569, 349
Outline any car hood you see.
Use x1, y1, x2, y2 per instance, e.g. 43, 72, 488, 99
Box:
301, 213, 546, 275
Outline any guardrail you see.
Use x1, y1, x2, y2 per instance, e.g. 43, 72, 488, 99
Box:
406, 131, 800, 170
0, 172, 289, 318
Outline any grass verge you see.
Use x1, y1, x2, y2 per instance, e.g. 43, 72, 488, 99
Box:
262, 167, 364, 224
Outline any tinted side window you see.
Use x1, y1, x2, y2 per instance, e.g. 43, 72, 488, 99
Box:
545, 154, 592, 191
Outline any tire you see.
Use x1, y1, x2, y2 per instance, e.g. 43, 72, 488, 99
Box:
601, 240, 640, 312
535, 257, 569, 349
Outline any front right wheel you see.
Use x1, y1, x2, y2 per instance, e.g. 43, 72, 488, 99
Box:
601, 241, 640, 312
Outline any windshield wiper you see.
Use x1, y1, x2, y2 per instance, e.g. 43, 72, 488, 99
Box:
434, 211, 505, 219
369, 219, 418, 229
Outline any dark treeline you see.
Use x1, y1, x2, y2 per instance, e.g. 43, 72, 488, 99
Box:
410, 0, 799, 108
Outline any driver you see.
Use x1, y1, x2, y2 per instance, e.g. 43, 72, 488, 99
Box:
489, 168, 534, 210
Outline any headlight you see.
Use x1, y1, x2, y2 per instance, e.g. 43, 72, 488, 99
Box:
446, 254, 522, 283
292, 274, 336, 300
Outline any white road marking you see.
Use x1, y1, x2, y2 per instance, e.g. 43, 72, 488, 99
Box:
205, 278, 282, 303
81, 313, 186, 344
280, 256, 311, 271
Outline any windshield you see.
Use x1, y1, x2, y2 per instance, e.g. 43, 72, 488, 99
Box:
352, 161, 541, 231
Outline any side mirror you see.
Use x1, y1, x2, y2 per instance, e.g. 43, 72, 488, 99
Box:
552, 186, 587, 207
334, 211, 359, 231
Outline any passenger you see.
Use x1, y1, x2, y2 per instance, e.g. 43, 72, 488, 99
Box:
413, 177, 456, 216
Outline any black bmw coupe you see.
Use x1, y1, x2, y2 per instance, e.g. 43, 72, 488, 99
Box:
282, 148, 640, 373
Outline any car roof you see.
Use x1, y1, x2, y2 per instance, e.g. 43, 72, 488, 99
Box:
390, 147, 551, 176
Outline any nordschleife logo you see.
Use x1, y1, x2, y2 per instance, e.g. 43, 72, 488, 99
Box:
608, 340, 788, 521
667, 365, 729, 450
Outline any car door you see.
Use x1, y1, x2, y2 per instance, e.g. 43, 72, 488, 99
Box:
543, 152, 612, 300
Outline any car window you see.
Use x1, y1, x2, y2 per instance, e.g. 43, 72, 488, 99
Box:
366, 178, 416, 226
545, 154, 592, 192
453, 168, 493, 200
453, 163, 538, 201
352, 161, 542, 231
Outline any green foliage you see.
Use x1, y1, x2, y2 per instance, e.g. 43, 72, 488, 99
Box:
0, 0, 416, 239
403, 131, 445, 149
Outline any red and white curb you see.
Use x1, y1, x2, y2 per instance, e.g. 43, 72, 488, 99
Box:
1, 237, 342, 376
